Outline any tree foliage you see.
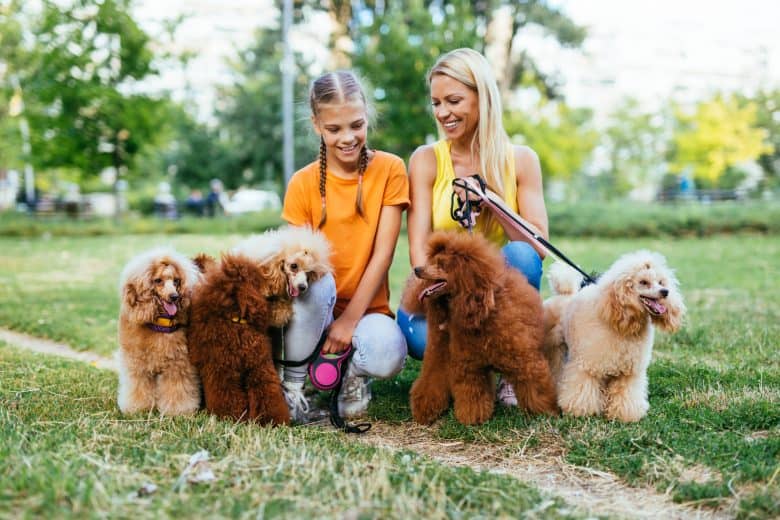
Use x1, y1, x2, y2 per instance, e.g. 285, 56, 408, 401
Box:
670, 94, 773, 185
213, 25, 315, 191
504, 102, 597, 183
738, 89, 780, 188
20, 0, 165, 181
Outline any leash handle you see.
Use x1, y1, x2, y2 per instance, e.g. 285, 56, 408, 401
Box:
451, 176, 597, 286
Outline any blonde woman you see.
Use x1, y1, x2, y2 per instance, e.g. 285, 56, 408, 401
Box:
399, 48, 549, 406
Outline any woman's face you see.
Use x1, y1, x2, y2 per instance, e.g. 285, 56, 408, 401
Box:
430, 74, 479, 142
313, 100, 368, 170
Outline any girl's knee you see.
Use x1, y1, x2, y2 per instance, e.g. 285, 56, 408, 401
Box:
501, 241, 542, 290
353, 314, 407, 378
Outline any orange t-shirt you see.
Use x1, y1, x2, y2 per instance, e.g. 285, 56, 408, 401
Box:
282, 151, 410, 318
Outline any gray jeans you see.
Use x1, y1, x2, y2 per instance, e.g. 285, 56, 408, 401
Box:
280, 273, 407, 383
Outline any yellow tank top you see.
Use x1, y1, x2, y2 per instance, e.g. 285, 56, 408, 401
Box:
431, 140, 519, 245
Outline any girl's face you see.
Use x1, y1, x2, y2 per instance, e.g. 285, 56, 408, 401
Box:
313, 100, 368, 171
430, 74, 479, 142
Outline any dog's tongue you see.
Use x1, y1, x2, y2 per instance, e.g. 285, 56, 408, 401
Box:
645, 299, 666, 315
163, 301, 178, 316
419, 281, 447, 301
288, 283, 299, 298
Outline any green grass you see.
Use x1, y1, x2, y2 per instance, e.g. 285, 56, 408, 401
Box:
1, 231, 778, 518
0, 344, 572, 519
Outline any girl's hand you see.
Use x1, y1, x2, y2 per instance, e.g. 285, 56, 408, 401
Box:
322, 315, 357, 354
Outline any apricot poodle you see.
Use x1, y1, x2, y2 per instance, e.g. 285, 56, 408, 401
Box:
187, 252, 293, 425
547, 251, 686, 422
402, 231, 558, 426
117, 247, 202, 416
233, 225, 332, 297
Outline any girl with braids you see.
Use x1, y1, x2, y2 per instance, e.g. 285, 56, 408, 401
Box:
398, 48, 550, 407
280, 70, 410, 421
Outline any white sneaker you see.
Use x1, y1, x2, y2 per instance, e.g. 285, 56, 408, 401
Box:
496, 376, 518, 407
337, 370, 371, 419
282, 380, 310, 422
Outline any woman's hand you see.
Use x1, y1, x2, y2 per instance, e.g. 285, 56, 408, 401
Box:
322, 315, 358, 354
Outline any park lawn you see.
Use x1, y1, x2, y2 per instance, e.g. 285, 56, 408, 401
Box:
1, 232, 778, 518
0, 343, 570, 519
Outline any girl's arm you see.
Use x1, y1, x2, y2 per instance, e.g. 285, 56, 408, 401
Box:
322, 204, 404, 354
407, 145, 437, 267
504, 145, 549, 258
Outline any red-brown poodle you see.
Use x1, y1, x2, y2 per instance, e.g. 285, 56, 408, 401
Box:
402, 231, 558, 426
187, 252, 293, 425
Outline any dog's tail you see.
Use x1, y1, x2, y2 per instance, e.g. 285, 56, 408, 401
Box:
547, 261, 583, 296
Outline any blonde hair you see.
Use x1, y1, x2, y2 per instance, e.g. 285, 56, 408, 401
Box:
309, 70, 370, 228
428, 48, 512, 198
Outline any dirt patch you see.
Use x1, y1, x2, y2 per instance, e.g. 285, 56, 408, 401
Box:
356, 421, 735, 519
0, 328, 116, 371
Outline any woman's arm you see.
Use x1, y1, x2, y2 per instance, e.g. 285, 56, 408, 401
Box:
322, 204, 404, 354
407, 145, 437, 267
504, 145, 549, 258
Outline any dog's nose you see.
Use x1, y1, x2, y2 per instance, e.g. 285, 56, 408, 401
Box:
660, 288, 669, 298
297, 283, 307, 292
170, 293, 180, 302
413, 266, 423, 277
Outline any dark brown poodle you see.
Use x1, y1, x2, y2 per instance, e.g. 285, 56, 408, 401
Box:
187, 252, 293, 425
402, 231, 558, 425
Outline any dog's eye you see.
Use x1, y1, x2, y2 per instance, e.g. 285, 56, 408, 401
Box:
290, 263, 298, 271
174, 278, 181, 286
266, 295, 279, 302
639, 279, 649, 286
153, 278, 162, 284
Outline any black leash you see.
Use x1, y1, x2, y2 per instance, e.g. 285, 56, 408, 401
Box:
451, 175, 597, 286
274, 331, 371, 434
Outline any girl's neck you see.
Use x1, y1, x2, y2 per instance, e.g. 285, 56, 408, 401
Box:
326, 149, 371, 179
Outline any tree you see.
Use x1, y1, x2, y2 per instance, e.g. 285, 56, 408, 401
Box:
21, 0, 165, 185
504, 102, 597, 184
738, 89, 780, 189
215, 25, 315, 191
0, 0, 28, 171
669, 94, 772, 186
597, 98, 670, 198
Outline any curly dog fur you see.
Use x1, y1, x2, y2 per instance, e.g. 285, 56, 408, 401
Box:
401, 231, 558, 425
546, 250, 686, 422
117, 248, 202, 416
233, 225, 332, 298
187, 252, 293, 425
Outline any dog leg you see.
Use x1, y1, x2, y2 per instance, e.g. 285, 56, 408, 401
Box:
117, 368, 156, 414
502, 354, 559, 416
156, 362, 201, 416
557, 364, 603, 417
410, 335, 452, 425
450, 369, 495, 425
605, 372, 649, 422
247, 366, 291, 426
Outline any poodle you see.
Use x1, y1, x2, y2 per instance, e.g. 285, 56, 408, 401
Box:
233, 225, 332, 298
546, 250, 686, 422
116, 247, 202, 416
187, 252, 293, 425
401, 231, 558, 426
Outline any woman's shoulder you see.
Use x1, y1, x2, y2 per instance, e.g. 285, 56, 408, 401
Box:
511, 144, 543, 184
408, 143, 437, 172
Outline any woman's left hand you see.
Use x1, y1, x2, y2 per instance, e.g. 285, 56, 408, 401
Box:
322, 315, 357, 354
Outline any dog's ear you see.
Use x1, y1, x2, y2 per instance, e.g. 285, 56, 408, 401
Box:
600, 275, 645, 336
260, 259, 289, 296
453, 269, 495, 329
122, 281, 139, 308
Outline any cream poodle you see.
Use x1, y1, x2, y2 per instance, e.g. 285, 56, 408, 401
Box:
117, 247, 202, 415
233, 225, 332, 298
545, 250, 686, 422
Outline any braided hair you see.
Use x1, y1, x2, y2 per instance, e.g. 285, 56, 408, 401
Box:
310, 71, 373, 228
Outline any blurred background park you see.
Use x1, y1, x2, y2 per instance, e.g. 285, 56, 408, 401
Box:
0, 0, 778, 231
